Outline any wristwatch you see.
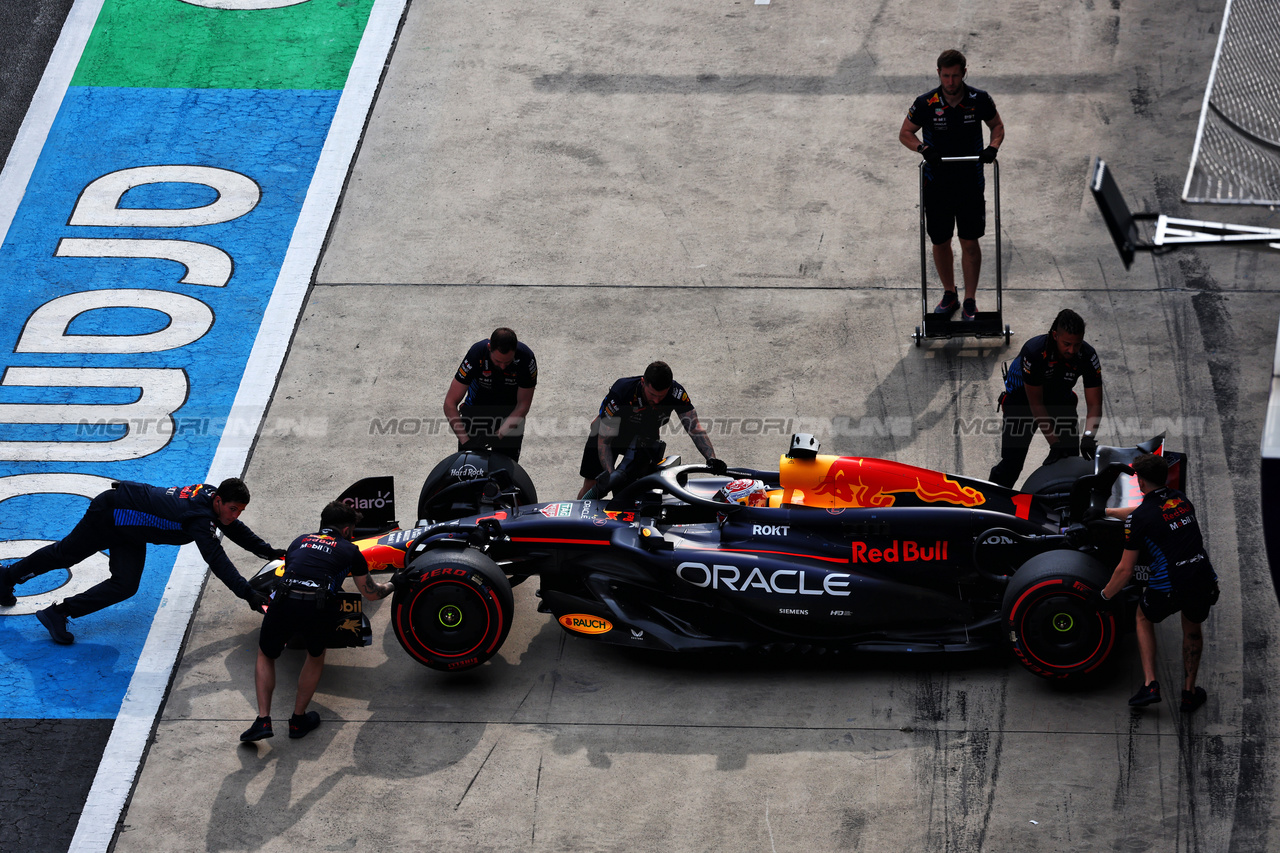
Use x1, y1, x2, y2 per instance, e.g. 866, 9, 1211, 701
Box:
916, 143, 925, 153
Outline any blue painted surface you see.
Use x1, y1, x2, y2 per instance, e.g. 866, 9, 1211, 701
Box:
0, 86, 339, 718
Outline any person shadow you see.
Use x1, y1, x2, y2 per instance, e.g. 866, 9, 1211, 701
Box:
825, 339, 1005, 474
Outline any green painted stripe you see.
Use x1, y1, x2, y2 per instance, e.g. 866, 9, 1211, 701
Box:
71, 0, 376, 90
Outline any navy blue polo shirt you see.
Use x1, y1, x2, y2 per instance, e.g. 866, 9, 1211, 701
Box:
1125, 487, 1216, 594
280, 528, 369, 594
598, 376, 695, 445
907, 84, 997, 181
454, 339, 538, 410
1003, 334, 1103, 404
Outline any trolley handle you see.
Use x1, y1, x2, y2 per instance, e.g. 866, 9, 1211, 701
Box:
939, 155, 982, 162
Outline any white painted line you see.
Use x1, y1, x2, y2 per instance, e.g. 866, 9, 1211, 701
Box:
756, 0, 770, 5
0, 0, 106, 247
1182, 0, 1233, 202
207, 0, 408, 482
65, 0, 411, 849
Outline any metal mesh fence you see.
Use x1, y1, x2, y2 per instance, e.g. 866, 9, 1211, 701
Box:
1184, 0, 1280, 204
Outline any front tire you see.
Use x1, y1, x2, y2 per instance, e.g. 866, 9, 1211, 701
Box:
392, 548, 514, 672
1003, 550, 1118, 680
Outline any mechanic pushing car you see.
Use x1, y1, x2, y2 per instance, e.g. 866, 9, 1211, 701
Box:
443, 327, 538, 462
1100, 454, 1219, 712
899, 48, 1005, 322
0, 478, 282, 644
241, 501, 393, 743
577, 360, 726, 498
988, 308, 1104, 488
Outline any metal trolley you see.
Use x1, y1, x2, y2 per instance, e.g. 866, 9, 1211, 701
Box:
912, 156, 1011, 346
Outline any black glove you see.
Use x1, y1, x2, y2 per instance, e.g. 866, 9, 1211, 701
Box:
707, 457, 728, 475
1080, 433, 1098, 460
1092, 589, 1120, 611
921, 145, 943, 166
246, 591, 270, 614
1080, 503, 1105, 524
268, 548, 287, 561
980, 145, 999, 164
593, 470, 614, 497
1043, 444, 1077, 466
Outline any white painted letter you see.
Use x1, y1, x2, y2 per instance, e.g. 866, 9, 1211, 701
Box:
69, 165, 260, 228
56, 238, 232, 287
16, 290, 214, 354
0, 367, 188, 461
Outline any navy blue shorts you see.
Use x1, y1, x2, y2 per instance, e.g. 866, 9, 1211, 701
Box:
1140, 580, 1219, 624
924, 178, 986, 244
259, 594, 333, 658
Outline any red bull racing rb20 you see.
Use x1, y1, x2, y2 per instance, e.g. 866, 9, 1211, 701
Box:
256, 434, 1184, 683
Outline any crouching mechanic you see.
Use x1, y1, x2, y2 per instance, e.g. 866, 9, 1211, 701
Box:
988, 309, 1103, 488
577, 360, 726, 499
0, 478, 283, 644
241, 501, 393, 743
1100, 454, 1219, 711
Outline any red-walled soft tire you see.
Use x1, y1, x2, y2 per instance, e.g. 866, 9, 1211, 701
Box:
1003, 550, 1118, 680
392, 548, 513, 672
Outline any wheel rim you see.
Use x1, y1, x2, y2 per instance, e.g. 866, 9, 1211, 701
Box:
438, 603, 463, 628
1018, 591, 1109, 671
405, 580, 494, 658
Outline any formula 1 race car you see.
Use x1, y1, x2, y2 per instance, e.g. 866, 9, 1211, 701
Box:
252, 434, 1184, 682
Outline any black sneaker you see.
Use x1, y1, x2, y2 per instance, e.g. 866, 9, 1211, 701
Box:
1180, 686, 1208, 713
1128, 681, 1161, 707
289, 711, 321, 739
962, 298, 978, 321
36, 607, 74, 644
240, 716, 273, 742
934, 290, 960, 316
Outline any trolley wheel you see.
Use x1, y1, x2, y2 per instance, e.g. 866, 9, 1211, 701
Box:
1003, 324, 1012, 345
914, 326, 922, 347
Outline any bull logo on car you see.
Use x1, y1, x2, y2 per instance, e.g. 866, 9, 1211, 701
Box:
802, 456, 986, 508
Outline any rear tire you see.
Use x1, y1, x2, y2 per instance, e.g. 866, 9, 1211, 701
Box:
1020, 456, 1093, 500
392, 548, 514, 672
1003, 550, 1118, 680
417, 451, 537, 522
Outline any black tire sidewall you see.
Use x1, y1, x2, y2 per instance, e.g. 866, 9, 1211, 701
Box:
392, 548, 514, 671
1003, 550, 1118, 680
1020, 456, 1094, 497
416, 451, 538, 522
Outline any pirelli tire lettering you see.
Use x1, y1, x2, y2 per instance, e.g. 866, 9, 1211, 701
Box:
1002, 551, 1118, 680
391, 549, 515, 672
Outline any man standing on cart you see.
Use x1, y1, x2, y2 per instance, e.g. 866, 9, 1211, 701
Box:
899, 49, 1004, 321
